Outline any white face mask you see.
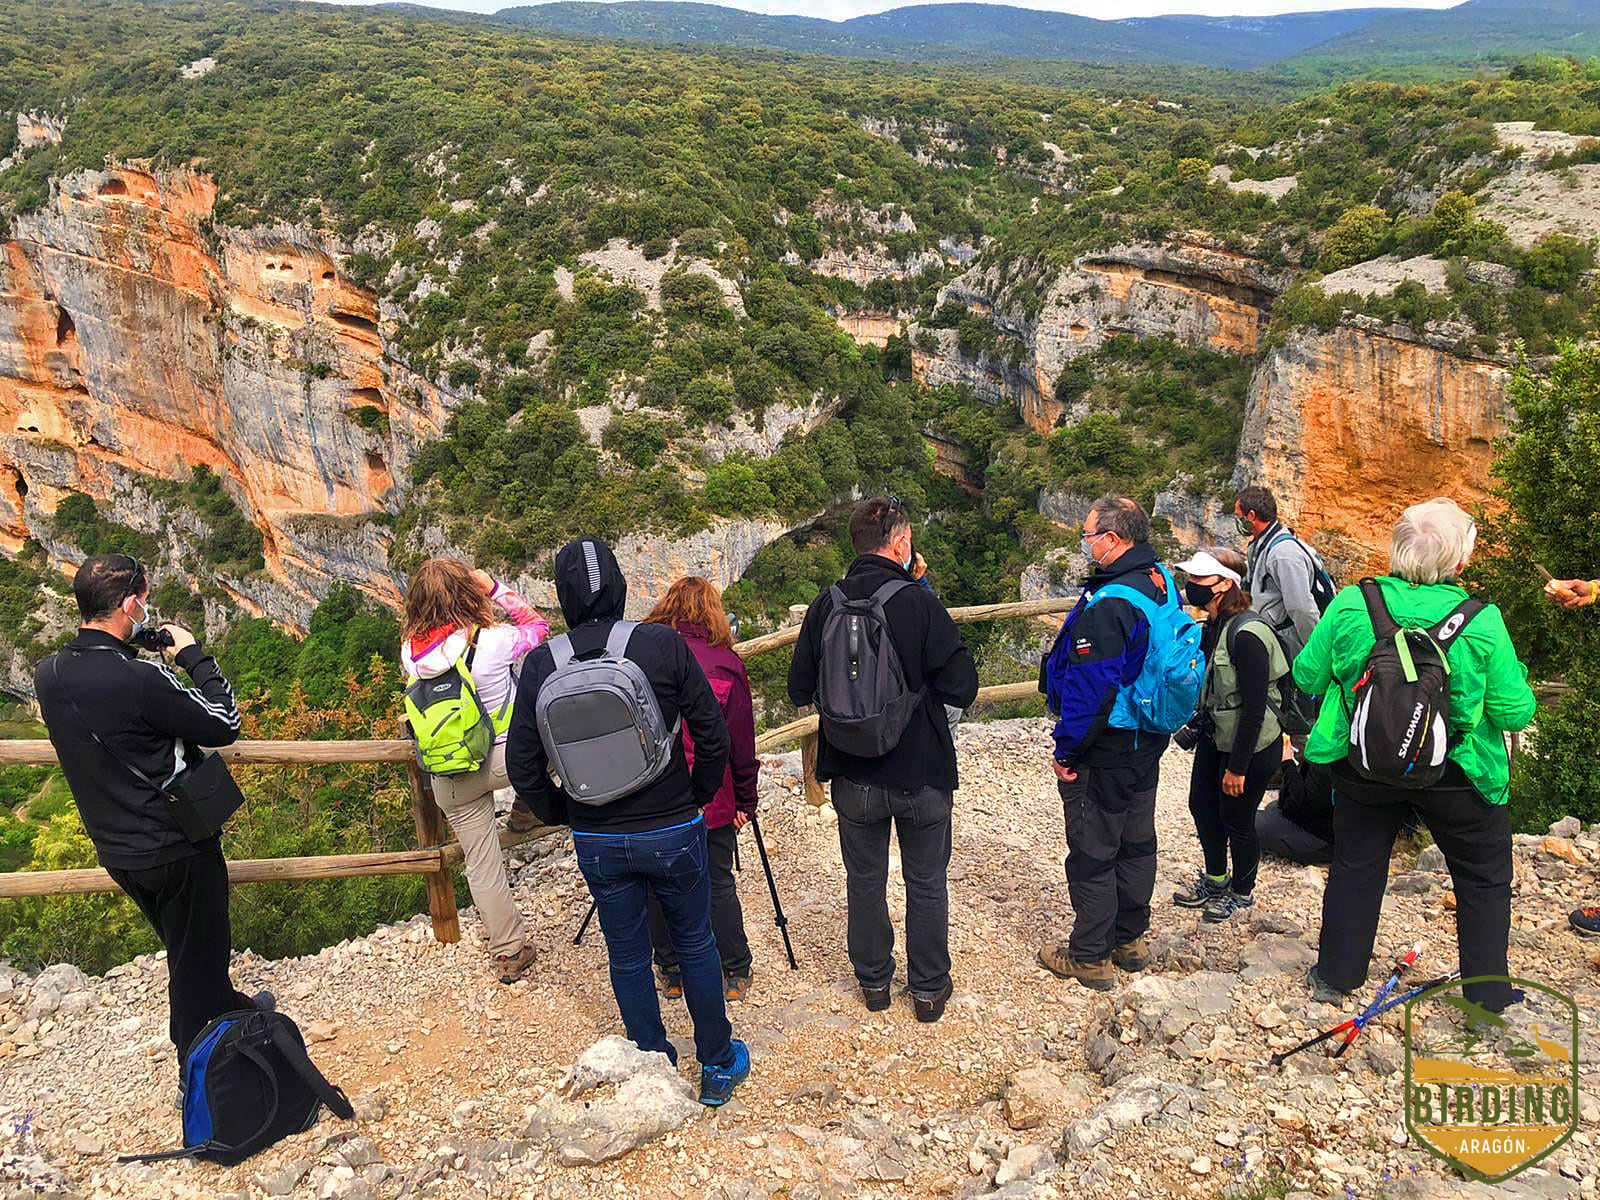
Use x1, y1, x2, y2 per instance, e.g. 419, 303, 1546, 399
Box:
127, 596, 152, 639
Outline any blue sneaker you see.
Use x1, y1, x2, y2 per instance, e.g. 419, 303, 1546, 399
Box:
699, 1039, 750, 1107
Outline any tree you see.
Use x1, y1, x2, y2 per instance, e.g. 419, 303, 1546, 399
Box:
1431, 190, 1476, 243
1319, 205, 1390, 272
1472, 345, 1600, 831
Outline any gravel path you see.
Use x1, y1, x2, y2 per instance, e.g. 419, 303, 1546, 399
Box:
2, 719, 1597, 1199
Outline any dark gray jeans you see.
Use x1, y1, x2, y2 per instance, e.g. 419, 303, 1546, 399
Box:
1060, 758, 1159, 962
831, 777, 953, 997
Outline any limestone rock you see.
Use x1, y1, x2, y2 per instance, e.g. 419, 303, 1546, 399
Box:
521, 1036, 701, 1166
994, 1143, 1056, 1187
1548, 815, 1582, 839
1003, 1065, 1092, 1131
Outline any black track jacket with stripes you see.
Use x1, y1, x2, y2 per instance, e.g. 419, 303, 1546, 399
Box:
36, 629, 242, 869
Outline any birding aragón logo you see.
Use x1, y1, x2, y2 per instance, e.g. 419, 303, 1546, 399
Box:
1403, 976, 1579, 1182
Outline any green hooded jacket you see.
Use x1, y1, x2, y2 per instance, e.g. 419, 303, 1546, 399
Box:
1291, 577, 1536, 804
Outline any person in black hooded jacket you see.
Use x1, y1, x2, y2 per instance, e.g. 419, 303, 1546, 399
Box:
504, 538, 749, 1107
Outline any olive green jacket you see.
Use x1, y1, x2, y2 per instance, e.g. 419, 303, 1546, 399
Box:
1291, 577, 1536, 803
1203, 615, 1288, 755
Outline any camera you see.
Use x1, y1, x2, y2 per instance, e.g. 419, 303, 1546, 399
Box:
131, 626, 176, 652
1173, 715, 1213, 752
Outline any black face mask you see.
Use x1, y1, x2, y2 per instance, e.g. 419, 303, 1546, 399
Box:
1184, 581, 1215, 609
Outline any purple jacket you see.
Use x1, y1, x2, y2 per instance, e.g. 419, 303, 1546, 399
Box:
675, 623, 759, 829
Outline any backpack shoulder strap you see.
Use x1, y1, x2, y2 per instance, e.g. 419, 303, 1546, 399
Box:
868, 578, 918, 609
1358, 578, 1400, 639
462, 626, 480, 672
827, 584, 846, 608
266, 1018, 354, 1119
604, 620, 638, 660
1426, 597, 1488, 651
548, 633, 575, 670
1090, 582, 1161, 627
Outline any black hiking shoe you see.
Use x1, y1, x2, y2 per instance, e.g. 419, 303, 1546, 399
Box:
913, 980, 953, 1023
861, 984, 892, 1012
1173, 873, 1230, 908
1202, 889, 1254, 923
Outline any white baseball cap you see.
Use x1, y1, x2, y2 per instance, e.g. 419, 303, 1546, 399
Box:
1174, 551, 1242, 585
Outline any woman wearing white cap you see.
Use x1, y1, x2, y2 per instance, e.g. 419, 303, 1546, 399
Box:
1170, 547, 1292, 922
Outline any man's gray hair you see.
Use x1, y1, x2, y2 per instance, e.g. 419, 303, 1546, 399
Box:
1088, 494, 1149, 545
1389, 497, 1477, 585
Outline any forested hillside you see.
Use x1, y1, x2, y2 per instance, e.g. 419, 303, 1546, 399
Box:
3, 0, 1599, 968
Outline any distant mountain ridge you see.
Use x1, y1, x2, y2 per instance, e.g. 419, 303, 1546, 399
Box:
490, 0, 1600, 71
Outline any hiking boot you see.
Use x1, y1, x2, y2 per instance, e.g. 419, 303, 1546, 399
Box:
699, 1039, 750, 1107
506, 804, 541, 834
250, 989, 277, 1012
1173, 873, 1230, 908
1307, 966, 1352, 1006
1571, 905, 1600, 937
1111, 936, 1151, 972
660, 967, 684, 1000
724, 973, 752, 1003
1037, 944, 1115, 991
861, 983, 892, 1012
1203, 889, 1254, 923
494, 942, 537, 985
913, 979, 954, 1023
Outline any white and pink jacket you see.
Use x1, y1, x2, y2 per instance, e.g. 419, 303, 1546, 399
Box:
401, 581, 549, 743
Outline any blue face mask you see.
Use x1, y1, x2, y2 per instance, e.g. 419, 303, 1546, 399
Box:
128, 596, 152, 641
903, 543, 915, 571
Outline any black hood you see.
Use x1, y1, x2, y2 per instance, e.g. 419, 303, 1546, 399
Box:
554, 538, 627, 627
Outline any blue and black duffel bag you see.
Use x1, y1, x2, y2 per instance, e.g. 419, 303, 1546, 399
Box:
124, 1009, 354, 1166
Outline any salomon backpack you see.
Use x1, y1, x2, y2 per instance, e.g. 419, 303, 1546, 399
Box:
813, 579, 925, 758
1263, 529, 1337, 615
534, 621, 679, 807
1091, 564, 1205, 735
124, 1009, 352, 1167
1346, 579, 1485, 789
403, 632, 495, 777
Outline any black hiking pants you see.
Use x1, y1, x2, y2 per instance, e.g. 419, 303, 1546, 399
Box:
832, 778, 952, 998
1060, 758, 1160, 962
107, 841, 257, 1056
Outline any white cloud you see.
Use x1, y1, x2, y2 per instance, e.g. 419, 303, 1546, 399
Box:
321, 0, 1464, 21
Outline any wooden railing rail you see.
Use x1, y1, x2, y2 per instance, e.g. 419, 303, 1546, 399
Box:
0, 598, 1075, 933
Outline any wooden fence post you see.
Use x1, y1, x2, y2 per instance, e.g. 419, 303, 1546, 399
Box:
407, 761, 460, 944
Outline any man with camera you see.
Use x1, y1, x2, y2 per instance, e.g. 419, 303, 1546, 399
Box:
35, 553, 269, 1062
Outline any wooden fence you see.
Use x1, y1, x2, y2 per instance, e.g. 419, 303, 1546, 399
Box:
0, 596, 1074, 940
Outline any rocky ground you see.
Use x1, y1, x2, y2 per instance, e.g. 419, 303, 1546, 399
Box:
2, 719, 1598, 1200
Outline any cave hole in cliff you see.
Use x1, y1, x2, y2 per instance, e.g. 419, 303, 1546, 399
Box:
99, 178, 128, 196
5, 468, 27, 501
321, 270, 336, 282
331, 311, 380, 336
55, 307, 77, 348
365, 451, 387, 473
350, 387, 384, 407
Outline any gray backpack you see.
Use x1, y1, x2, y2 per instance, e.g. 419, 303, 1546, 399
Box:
534, 622, 680, 807
813, 580, 925, 758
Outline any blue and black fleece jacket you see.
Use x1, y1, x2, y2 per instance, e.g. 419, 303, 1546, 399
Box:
1038, 543, 1171, 769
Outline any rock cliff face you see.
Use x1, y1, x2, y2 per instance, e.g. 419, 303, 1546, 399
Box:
833, 311, 904, 348
913, 239, 1290, 433
0, 163, 459, 624
1234, 320, 1511, 574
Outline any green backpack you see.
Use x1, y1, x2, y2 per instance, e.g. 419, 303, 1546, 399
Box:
404, 632, 495, 777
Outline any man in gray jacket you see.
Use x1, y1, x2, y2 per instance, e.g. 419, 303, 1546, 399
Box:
1234, 486, 1325, 660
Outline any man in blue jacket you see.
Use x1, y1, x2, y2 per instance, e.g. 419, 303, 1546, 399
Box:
1037, 496, 1170, 990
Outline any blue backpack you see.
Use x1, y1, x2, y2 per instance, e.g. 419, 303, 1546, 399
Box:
1089, 563, 1204, 735
123, 1009, 353, 1166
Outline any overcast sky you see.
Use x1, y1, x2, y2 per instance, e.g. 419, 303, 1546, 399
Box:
322, 0, 1463, 21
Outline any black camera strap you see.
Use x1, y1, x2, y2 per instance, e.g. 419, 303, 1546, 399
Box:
50, 649, 178, 796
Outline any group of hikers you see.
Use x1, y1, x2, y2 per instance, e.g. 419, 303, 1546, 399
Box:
31, 484, 1597, 1123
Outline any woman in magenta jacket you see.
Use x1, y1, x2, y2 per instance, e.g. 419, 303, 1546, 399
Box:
643, 577, 759, 1001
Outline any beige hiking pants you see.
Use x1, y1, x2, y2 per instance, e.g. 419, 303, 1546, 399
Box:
429, 744, 527, 958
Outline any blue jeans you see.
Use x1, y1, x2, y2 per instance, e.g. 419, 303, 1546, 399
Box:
573, 817, 735, 1069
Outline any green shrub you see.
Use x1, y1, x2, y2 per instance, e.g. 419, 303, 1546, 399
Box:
1319, 205, 1390, 271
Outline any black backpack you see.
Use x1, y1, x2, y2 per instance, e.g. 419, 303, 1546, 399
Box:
1223, 615, 1315, 737
1346, 579, 1485, 790
125, 1009, 354, 1167
813, 580, 925, 758
1262, 529, 1338, 615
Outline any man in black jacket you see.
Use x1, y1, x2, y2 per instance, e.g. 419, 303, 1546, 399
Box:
506, 538, 749, 1107
1037, 495, 1170, 991
787, 497, 979, 1022
35, 553, 266, 1060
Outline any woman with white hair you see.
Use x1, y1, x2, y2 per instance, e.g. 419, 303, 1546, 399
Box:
1293, 498, 1536, 1013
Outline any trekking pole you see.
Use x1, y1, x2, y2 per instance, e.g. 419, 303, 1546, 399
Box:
1334, 941, 1421, 1058
748, 813, 798, 969
574, 899, 598, 946
1270, 970, 1457, 1067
